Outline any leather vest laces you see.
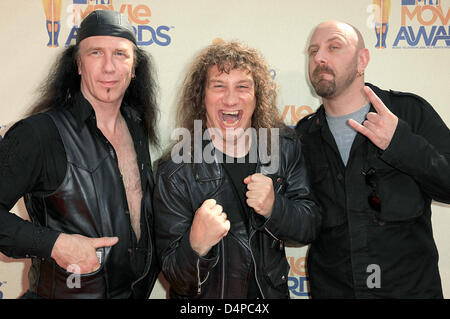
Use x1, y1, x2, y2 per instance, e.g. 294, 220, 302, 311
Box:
25, 110, 139, 298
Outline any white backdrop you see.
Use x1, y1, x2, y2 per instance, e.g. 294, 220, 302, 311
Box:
0, 0, 448, 299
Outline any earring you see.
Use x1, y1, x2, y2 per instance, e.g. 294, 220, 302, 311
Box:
358, 70, 365, 77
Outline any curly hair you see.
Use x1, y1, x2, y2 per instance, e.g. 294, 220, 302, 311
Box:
175, 41, 286, 150
27, 44, 159, 146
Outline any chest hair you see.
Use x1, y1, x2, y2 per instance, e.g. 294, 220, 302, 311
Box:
104, 117, 142, 240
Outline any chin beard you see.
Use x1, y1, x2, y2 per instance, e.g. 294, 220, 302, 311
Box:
312, 79, 336, 98
311, 65, 337, 98
311, 67, 358, 99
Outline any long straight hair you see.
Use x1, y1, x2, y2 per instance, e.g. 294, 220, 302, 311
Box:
27, 43, 160, 146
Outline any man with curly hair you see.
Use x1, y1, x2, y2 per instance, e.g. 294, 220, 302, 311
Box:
153, 41, 321, 299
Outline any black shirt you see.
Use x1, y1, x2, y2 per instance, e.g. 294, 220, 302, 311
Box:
217, 149, 261, 299
295, 83, 450, 298
220, 152, 256, 232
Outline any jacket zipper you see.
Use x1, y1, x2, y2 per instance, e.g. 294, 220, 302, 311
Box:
249, 160, 266, 298
220, 239, 225, 299
196, 259, 209, 295
196, 244, 220, 295
249, 229, 265, 299
264, 226, 281, 242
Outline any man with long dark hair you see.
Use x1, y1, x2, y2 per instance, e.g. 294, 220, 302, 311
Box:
153, 41, 321, 298
0, 10, 160, 298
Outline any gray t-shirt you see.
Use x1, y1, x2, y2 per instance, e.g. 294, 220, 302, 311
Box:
326, 103, 370, 166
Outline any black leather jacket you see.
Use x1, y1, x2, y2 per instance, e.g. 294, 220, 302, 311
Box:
153, 129, 321, 298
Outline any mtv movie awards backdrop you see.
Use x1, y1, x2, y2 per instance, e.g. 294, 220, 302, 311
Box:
0, 0, 449, 299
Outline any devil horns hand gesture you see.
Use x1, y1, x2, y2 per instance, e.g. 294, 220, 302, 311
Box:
348, 86, 398, 151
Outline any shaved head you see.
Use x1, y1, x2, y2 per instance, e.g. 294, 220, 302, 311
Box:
307, 20, 370, 101
311, 20, 366, 50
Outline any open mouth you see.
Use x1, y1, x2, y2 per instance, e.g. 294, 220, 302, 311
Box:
220, 110, 242, 127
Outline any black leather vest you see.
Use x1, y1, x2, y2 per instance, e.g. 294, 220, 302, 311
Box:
24, 109, 146, 298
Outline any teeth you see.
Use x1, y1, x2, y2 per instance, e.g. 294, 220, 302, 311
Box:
222, 111, 239, 115
221, 110, 240, 126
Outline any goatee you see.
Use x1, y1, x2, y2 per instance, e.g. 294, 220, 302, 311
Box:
310, 63, 358, 99
311, 65, 336, 98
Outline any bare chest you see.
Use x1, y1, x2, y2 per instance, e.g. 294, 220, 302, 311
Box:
103, 121, 143, 238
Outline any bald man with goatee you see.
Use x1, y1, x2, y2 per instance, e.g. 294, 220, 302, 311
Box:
296, 20, 450, 298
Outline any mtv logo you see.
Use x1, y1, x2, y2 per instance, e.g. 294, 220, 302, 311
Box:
401, 0, 416, 5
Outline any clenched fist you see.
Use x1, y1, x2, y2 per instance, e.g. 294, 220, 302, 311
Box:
190, 199, 230, 256
244, 173, 275, 218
